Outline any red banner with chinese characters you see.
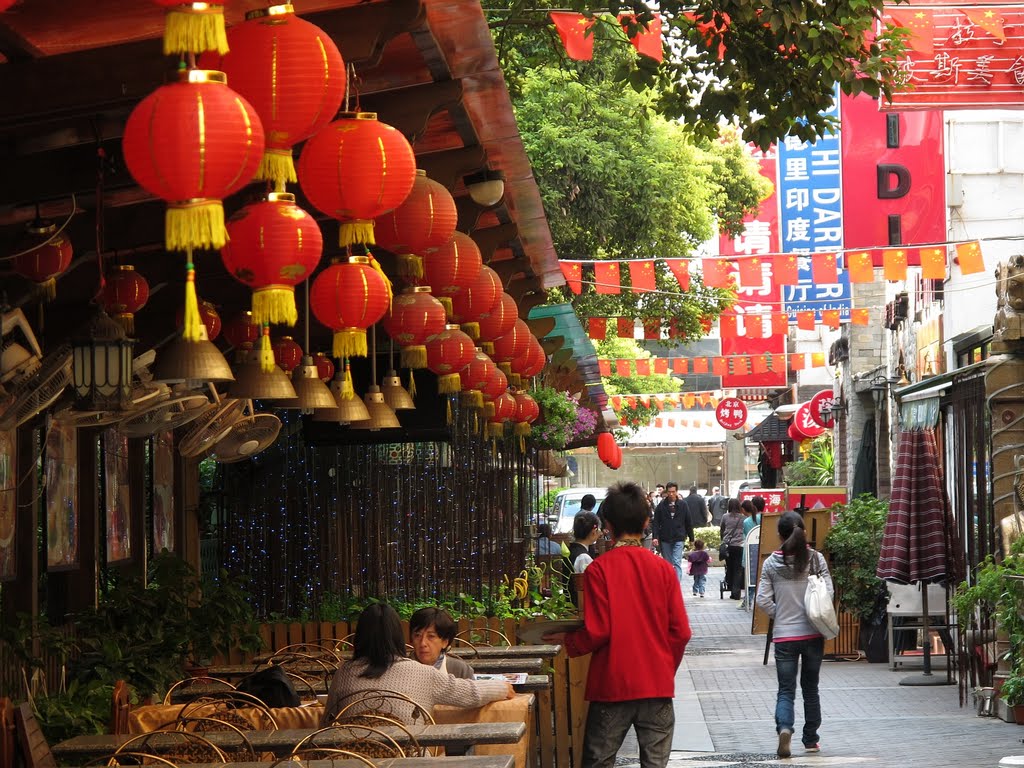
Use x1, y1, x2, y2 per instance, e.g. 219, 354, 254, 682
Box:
718, 147, 787, 388
741, 488, 787, 515
882, 4, 1024, 109
841, 93, 945, 265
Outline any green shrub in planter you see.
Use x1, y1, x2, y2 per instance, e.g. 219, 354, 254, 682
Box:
693, 526, 722, 552
823, 494, 889, 623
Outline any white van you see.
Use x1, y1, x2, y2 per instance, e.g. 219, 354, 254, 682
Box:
551, 487, 607, 535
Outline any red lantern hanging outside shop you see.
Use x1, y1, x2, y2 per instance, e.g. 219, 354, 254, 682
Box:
223, 310, 260, 349
492, 318, 532, 374
477, 292, 518, 354
314, 352, 334, 382
13, 220, 73, 302
450, 265, 501, 340
272, 336, 303, 373
513, 391, 540, 438
421, 231, 482, 309
374, 170, 458, 280
101, 265, 149, 335
310, 256, 391, 359
381, 286, 447, 369
486, 391, 517, 438
425, 325, 476, 394
597, 432, 617, 465
458, 351, 497, 409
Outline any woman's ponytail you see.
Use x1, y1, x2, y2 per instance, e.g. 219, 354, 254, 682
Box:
777, 511, 810, 573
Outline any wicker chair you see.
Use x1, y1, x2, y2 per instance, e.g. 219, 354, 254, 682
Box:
332, 712, 426, 757
271, 749, 377, 768
113, 730, 227, 764
454, 628, 511, 647
329, 690, 435, 727
178, 692, 279, 730
162, 678, 236, 705
174, 716, 256, 761
83, 752, 181, 767
291, 725, 405, 760
14, 703, 57, 768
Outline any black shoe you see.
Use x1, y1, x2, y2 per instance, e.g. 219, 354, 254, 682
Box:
777, 730, 792, 758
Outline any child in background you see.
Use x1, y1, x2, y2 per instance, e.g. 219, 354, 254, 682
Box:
686, 539, 712, 598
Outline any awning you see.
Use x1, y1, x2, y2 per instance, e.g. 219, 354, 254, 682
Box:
745, 412, 791, 442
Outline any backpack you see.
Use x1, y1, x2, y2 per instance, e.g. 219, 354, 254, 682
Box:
236, 665, 301, 708
559, 542, 590, 605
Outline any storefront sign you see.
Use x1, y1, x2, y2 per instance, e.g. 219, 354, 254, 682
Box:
715, 397, 749, 430
809, 389, 837, 428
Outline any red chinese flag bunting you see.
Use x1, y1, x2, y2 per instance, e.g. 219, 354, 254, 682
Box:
811, 352, 826, 368
738, 256, 762, 287
611, 396, 622, 410
598, 359, 611, 376
811, 253, 838, 284
772, 312, 790, 336
822, 309, 840, 330
846, 251, 874, 283
593, 261, 621, 294
851, 308, 869, 326
628, 260, 657, 293
654, 358, 668, 374
636, 359, 651, 376
655, 418, 663, 429
752, 355, 769, 374
559, 261, 582, 294
712, 357, 727, 376
719, 314, 737, 338
550, 12, 596, 60
693, 357, 709, 374
734, 356, 750, 376
617, 317, 634, 338
682, 393, 696, 408
796, 311, 815, 331
672, 358, 688, 374
790, 353, 806, 371
588, 317, 606, 340
882, 248, 908, 282
886, 8, 935, 56
643, 318, 661, 340
664, 259, 691, 291
619, 13, 663, 62
702, 257, 732, 288
956, 241, 984, 275
615, 359, 631, 377
773, 254, 800, 286
744, 314, 763, 339
960, 7, 1006, 41
920, 246, 947, 280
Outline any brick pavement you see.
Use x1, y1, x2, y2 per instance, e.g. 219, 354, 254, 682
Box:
608, 566, 1024, 768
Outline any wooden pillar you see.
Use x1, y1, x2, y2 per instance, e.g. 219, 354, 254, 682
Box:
2, 426, 39, 622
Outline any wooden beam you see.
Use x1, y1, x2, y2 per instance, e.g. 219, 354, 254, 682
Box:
471, 222, 518, 263
416, 145, 486, 191
361, 80, 463, 144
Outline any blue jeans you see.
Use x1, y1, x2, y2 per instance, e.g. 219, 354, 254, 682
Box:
659, 540, 684, 581
582, 698, 674, 768
774, 637, 825, 747
692, 573, 707, 595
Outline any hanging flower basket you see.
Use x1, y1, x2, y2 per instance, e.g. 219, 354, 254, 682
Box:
529, 387, 579, 450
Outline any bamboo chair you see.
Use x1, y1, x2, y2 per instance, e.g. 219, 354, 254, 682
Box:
162, 678, 235, 705
454, 628, 511, 647
112, 730, 226, 764
291, 724, 405, 760
269, 644, 340, 664
330, 690, 435, 727
110, 681, 131, 735
318, 638, 353, 658
177, 691, 279, 729
284, 672, 319, 702
332, 712, 426, 757
271, 749, 377, 768
269, 653, 337, 686
174, 716, 256, 761
83, 752, 181, 767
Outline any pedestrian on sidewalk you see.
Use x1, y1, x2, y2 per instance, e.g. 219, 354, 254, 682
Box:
756, 511, 834, 759
720, 497, 746, 599
685, 539, 711, 597
543, 481, 691, 768
651, 481, 693, 581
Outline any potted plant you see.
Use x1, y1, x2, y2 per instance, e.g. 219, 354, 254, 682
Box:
1000, 672, 1024, 723
529, 387, 580, 450
823, 494, 890, 662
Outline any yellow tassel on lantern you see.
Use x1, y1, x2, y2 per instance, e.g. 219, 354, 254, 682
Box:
396, 253, 424, 280
460, 390, 484, 409
483, 401, 495, 419
341, 362, 356, 400
115, 314, 135, 336
407, 369, 417, 398
510, 373, 522, 388
162, 3, 229, 56
252, 286, 298, 327
514, 422, 532, 438
498, 361, 512, 376
166, 201, 227, 251
446, 397, 453, 425
437, 373, 461, 394
481, 341, 495, 355
400, 345, 428, 370
487, 422, 504, 440
258, 326, 275, 373
333, 329, 368, 359
35, 277, 58, 302
461, 322, 480, 340
182, 258, 203, 342
258, 149, 297, 187
437, 296, 453, 317
339, 219, 376, 247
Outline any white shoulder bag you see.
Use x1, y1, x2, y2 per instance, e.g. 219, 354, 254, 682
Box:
804, 551, 840, 639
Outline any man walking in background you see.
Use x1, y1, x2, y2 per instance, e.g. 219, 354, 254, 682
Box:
652, 482, 693, 580
683, 484, 710, 530
708, 486, 729, 525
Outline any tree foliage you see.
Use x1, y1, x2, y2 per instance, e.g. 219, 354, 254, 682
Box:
597, 337, 681, 396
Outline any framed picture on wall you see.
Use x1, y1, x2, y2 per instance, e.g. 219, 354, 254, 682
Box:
152, 430, 175, 554
104, 428, 132, 563
0, 427, 16, 581
45, 418, 78, 571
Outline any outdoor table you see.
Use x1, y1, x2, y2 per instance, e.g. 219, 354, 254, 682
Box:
57, 760, 512, 768
205, 658, 544, 679
253, 645, 560, 665
52, 722, 527, 761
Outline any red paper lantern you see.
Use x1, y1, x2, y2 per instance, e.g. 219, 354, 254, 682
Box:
101, 265, 149, 335
609, 443, 623, 470
597, 432, 617, 464
513, 340, 547, 379
491, 391, 517, 422
421, 231, 482, 301
0, 1, 15, 11
13, 221, 73, 302
176, 300, 222, 341
477, 293, 518, 350
450, 265, 501, 339
425, 325, 476, 393
153, 1, 227, 56
481, 361, 509, 402
788, 421, 806, 443
123, 70, 264, 252
513, 392, 540, 424
297, 112, 416, 247
221, 193, 323, 326
492, 319, 532, 373
374, 170, 458, 279
458, 350, 496, 409
313, 352, 335, 382
272, 336, 303, 373
310, 255, 391, 359
223, 310, 260, 348
199, 5, 345, 186
381, 286, 447, 369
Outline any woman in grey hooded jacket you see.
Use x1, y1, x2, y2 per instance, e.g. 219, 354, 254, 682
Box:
756, 511, 834, 759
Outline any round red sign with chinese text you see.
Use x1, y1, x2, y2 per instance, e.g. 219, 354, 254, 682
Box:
715, 397, 748, 430
795, 402, 826, 438
809, 389, 836, 429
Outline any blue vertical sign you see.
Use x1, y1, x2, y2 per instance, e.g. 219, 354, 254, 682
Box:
777, 92, 851, 320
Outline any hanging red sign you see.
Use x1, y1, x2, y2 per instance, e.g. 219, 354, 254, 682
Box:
881, 4, 1024, 110
795, 402, 826, 438
809, 390, 837, 428
715, 397, 748, 430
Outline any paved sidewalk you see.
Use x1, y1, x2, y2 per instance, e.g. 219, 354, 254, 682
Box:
612, 566, 1024, 768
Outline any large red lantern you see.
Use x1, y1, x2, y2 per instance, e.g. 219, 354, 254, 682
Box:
221, 193, 323, 327
513, 391, 540, 438
175, 300, 222, 341
513, 339, 547, 379
609, 443, 623, 470
13, 220, 73, 302
154, 1, 227, 56
310, 256, 391, 359
272, 336, 303, 373
480, 365, 509, 424
381, 286, 447, 369
450, 265, 501, 339
788, 421, 807, 443
313, 352, 334, 383
123, 69, 264, 252
223, 310, 260, 348
421, 232, 482, 306
374, 170, 458, 279
597, 432, 616, 464
425, 325, 476, 393
101, 265, 149, 335
492, 319, 532, 374
199, 5, 345, 187
297, 112, 416, 247
459, 350, 496, 409
477, 293, 518, 353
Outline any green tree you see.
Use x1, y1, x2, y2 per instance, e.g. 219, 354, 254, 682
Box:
597, 337, 681, 395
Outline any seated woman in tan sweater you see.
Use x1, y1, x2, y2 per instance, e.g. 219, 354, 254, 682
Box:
322, 603, 513, 726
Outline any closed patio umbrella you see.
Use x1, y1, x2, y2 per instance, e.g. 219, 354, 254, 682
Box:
877, 424, 959, 685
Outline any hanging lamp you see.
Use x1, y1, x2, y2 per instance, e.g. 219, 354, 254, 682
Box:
279, 280, 335, 413
351, 327, 400, 430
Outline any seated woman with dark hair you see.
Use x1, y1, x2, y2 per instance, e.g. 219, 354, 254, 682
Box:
409, 607, 474, 679
322, 603, 513, 726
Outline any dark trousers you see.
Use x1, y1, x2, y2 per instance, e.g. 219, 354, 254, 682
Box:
726, 544, 744, 599
582, 698, 674, 768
